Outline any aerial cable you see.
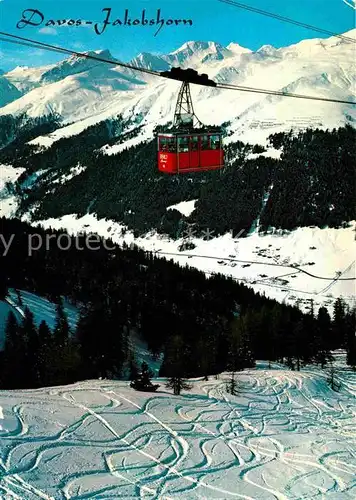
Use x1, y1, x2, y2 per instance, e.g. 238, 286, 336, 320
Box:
153, 250, 356, 281
215, 82, 355, 105
0, 31, 160, 77
0, 31, 355, 106
218, 0, 356, 44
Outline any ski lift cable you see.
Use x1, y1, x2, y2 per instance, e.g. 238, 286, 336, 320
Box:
215, 83, 355, 104
0, 31, 355, 106
316, 260, 355, 294
0, 31, 160, 77
153, 250, 356, 281
218, 0, 356, 44
204, 269, 356, 301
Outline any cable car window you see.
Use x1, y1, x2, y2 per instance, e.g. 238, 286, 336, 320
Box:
201, 135, 210, 150
160, 137, 168, 151
210, 135, 220, 150
167, 137, 176, 152
190, 136, 199, 151
178, 137, 189, 152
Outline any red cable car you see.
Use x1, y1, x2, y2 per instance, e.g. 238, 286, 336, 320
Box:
157, 70, 224, 174
158, 132, 223, 174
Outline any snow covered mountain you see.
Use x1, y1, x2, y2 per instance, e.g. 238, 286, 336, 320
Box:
2, 50, 147, 122
5, 64, 55, 93
0, 32, 354, 315
0, 75, 22, 107
1, 30, 355, 145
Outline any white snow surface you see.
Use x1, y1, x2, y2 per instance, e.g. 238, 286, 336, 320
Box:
0, 164, 26, 217
0, 165, 25, 191
0, 356, 355, 499
51, 164, 87, 185
29, 213, 356, 314
1, 30, 355, 148
167, 200, 197, 217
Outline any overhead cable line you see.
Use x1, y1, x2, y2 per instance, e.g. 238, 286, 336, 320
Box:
0, 31, 160, 77
153, 250, 356, 281
218, 0, 356, 44
203, 269, 356, 301
0, 31, 355, 106
215, 83, 354, 104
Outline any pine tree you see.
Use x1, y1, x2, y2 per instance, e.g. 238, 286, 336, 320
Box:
164, 335, 192, 395
0, 311, 21, 388
269, 305, 285, 363
301, 309, 316, 366
332, 298, 346, 348
16, 289, 23, 307
140, 361, 154, 381
293, 320, 303, 371
43, 338, 81, 386
128, 352, 139, 381
226, 371, 238, 395
315, 307, 333, 368
254, 305, 275, 367
76, 303, 124, 380
326, 365, 341, 391
54, 298, 70, 347
131, 361, 158, 391
227, 316, 255, 373
346, 331, 356, 369
21, 307, 40, 386
37, 320, 52, 385
4, 311, 19, 351
345, 308, 356, 368
197, 333, 217, 380
0, 269, 7, 301
317, 307, 333, 350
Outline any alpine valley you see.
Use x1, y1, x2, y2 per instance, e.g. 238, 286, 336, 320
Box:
0, 30, 355, 313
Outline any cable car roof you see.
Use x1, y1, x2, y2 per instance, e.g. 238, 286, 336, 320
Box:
158, 131, 222, 137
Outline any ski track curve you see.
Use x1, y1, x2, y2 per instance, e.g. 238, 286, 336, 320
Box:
0, 363, 355, 499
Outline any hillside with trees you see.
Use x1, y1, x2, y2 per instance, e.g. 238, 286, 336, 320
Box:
0, 218, 355, 390
1, 114, 354, 238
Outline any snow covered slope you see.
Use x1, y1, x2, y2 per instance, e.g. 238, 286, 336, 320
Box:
0, 164, 26, 217
0, 75, 22, 107
0, 358, 355, 499
6, 289, 79, 332
1, 30, 355, 146
0, 290, 79, 351
5, 64, 56, 93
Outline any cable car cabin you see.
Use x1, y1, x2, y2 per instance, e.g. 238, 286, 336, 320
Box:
158, 132, 224, 174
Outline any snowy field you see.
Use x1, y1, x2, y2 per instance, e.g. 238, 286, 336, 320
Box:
0, 356, 355, 499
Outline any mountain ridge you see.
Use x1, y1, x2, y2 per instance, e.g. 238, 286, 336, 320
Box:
1, 29, 354, 149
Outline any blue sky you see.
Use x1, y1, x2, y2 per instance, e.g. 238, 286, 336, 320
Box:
0, 0, 355, 71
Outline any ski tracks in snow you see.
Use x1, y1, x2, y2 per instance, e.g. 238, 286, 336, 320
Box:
0, 365, 355, 499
